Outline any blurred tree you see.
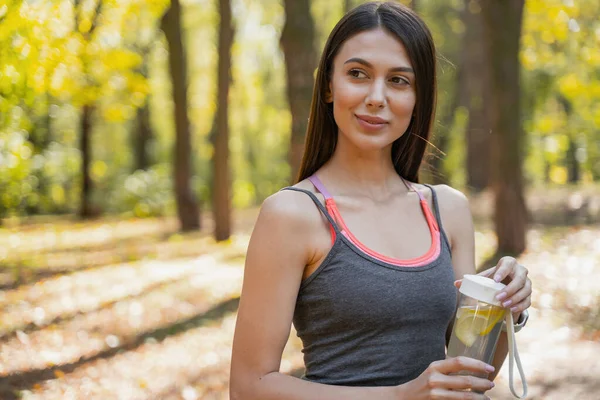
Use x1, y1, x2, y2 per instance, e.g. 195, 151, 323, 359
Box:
482, 0, 528, 256
162, 0, 201, 231
420, 1, 461, 186
211, 0, 234, 241
133, 56, 153, 172
74, 0, 103, 218
462, 0, 491, 192
557, 94, 580, 183
520, 0, 600, 184
281, 0, 317, 182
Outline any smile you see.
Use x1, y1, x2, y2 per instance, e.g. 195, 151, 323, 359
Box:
355, 114, 389, 131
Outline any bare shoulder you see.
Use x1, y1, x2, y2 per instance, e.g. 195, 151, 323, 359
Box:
257, 181, 326, 232
430, 184, 470, 212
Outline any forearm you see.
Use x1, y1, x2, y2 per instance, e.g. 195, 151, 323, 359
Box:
232, 372, 399, 400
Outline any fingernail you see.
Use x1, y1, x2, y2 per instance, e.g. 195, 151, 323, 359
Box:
494, 274, 501, 282
496, 292, 507, 300
510, 307, 518, 312
490, 382, 495, 388
485, 365, 495, 372
502, 300, 512, 307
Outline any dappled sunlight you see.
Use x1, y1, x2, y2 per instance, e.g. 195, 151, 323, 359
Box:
1, 218, 598, 399
0, 218, 178, 255
0, 215, 250, 289
487, 226, 600, 399
19, 315, 239, 400
0, 254, 245, 373
1, 0, 599, 398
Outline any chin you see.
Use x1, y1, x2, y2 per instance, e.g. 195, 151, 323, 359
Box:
340, 130, 400, 153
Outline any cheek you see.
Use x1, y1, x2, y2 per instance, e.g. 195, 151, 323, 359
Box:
390, 91, 417, 116
332, 81, 364, 108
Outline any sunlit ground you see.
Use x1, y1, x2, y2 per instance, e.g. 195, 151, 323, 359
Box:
0, 208, 599, 399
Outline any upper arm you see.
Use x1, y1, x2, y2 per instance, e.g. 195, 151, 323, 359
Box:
436, 185, 476, 280
435, 185, 477, 343
230, 190, 316, 393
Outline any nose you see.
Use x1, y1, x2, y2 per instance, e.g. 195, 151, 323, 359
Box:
366, 78, 386, 109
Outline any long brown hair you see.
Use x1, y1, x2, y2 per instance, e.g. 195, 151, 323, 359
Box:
296, 1, 437, 183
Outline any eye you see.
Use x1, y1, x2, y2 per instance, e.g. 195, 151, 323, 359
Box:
348, 69, 367, 79
390, 76, 409, 85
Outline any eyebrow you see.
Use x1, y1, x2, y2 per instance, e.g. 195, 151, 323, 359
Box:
343, 57, 414, 73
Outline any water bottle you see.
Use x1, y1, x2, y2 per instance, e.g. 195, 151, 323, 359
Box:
447, 274, 527, 398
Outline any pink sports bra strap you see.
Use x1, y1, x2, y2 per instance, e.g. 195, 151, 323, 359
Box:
308, 175, 333, 200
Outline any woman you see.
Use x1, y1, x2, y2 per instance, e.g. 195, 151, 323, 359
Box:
230, 2, 532, 399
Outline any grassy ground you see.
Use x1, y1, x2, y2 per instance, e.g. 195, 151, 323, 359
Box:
0, 203, 599, 399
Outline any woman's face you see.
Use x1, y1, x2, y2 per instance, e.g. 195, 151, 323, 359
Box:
328, 28, 416, 153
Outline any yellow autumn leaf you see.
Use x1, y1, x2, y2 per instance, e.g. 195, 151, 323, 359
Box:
558, 73, 581, 99
549, 166, 568, 184
91, 160, 108, 180
104, 49, 143, 71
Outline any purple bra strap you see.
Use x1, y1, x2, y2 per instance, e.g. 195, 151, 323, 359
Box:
401, 177, 425, 201
310, 174, 424, 202
308, 175, 333, 200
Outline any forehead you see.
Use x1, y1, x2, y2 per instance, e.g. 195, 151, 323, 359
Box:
334, 28, 412, 69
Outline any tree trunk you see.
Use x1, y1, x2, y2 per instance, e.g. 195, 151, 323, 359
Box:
75, 0, 103, 219
482, 0, 527, 256
557, 95, 579, 184
211, 0, 234, 241
134, 101, 152, 171
162, 0, 201, 231
134, 62, 153, 171
566, 136, 580, 183
463, 0, 491, 192
79, 104, 94, 218
281, 0, 317, 183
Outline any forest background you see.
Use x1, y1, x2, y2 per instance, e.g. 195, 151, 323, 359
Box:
0, 0, 599, 399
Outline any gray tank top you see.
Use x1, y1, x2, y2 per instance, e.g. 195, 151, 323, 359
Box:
282, 180, 456, 387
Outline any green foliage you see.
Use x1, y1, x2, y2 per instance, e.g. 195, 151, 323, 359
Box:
521, 0, 600, 184
0, 0, 599, 220
108, 163, 174, 217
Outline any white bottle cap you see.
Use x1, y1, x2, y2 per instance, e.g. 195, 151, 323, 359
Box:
459, 274, 506, 306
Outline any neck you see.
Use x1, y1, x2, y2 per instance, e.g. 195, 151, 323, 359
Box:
318, 137, 407, 198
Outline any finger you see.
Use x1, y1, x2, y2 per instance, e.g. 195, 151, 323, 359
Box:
478, 267, 496, 279
497, 267, 528, 303
454, 280, 462, 288
502, 278, 532, 309
435, 357, 495, 376
430, 388, 489, 400
509, 295, 531, 315
430, 373, 494, 392
493, 257, 517, 283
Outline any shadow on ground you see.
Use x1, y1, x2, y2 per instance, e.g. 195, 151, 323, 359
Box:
0, 297, 240, 399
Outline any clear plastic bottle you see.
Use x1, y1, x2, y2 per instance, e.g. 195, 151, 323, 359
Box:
447, 274, 528, 398
447, 275, 506, 371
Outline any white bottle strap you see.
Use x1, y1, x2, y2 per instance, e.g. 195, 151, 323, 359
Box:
506, 312, 528, 398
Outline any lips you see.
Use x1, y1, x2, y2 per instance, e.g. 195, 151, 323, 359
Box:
355, 114, 388, 125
